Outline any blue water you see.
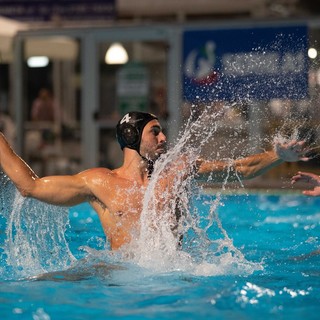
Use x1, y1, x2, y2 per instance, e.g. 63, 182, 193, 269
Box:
1, 190, 320, 319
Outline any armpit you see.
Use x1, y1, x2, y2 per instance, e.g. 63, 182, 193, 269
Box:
91, 196, 107, 210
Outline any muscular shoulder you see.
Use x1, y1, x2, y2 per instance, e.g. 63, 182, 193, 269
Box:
77, 167, 117, 206
77, 167, 115, 184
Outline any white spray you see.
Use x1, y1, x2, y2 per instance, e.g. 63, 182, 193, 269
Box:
0, 173, 75, 279
126, 106, 262, 275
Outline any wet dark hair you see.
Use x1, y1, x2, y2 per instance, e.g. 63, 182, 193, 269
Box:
116, 111, 158, 153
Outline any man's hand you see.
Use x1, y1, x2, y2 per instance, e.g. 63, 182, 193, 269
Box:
291, 171, 320, 196
292, 171, 320, 186
274, 140, 309, 162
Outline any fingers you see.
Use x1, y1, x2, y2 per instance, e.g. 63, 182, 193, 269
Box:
291, 173, 307, 184
291, 171, 308, 180
291, 175, 300, 184
286, 140, 305, 147
303, 190, 318, 197
291, 171, 320, 191
286, 140, 298, 148
297, 171, 318, 179
292, 170, 320, 196
282, 140, 306, 151
291, 171, 311, 183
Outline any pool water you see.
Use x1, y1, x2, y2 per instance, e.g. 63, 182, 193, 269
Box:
1, 190, 320, 319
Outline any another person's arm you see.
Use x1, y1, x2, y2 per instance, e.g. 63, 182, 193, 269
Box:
291, 171, 320, 196
196, 140, 308, 182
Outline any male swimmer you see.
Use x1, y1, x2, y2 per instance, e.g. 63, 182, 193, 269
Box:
0, 111, 309, 250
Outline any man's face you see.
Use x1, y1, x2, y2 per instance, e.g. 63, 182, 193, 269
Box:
139, 120, 167, 161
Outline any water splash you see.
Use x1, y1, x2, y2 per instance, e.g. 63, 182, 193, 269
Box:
125, 106, 262, 276
0, 172, 75, 279
0, 104, 312, 279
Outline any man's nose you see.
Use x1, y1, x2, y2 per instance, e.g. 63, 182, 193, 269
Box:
159, 132, 166, 143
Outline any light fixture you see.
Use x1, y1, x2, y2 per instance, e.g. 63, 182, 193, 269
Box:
105, 42, 128, 65
27, 56, 49, 68
308, 48, 318, 59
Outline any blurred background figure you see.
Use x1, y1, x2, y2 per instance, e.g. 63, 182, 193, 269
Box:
27, 88, 62, 175
31, 88, 56, 122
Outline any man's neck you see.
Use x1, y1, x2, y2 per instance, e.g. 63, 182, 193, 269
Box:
120, 150, 151, 183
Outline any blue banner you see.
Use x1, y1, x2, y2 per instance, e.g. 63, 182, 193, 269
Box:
0, 0, 115, 21
183, 25, 309, 102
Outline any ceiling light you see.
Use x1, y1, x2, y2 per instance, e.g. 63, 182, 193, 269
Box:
308, 48, 318, 59
105, 42, 128, 65
27, 56, 49, 68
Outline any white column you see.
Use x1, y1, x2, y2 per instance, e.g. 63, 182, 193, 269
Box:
166, 27, 182, 142
81, 34, 99, 169
12, 35, 24, 155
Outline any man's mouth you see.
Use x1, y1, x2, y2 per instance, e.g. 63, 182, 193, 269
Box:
156, 144, 167, 153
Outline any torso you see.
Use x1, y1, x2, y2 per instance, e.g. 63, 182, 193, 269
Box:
87, 158, 189, 250
88, 171, 145, 250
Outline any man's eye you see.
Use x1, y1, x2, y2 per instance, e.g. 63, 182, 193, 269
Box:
152, 128, 160, 135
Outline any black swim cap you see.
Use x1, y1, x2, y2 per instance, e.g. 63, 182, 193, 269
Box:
116, 111, 158, 153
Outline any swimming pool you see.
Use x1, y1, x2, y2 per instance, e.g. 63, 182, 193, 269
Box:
1, 184, 319, 320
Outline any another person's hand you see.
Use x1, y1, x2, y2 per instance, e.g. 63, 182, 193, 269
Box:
274, 140, 309, 162
291, 171, 320, 196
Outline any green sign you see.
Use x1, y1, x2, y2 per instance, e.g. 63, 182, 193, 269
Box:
116, 62, 149, 114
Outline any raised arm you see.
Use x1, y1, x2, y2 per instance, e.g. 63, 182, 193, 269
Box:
196, 140, 308, 182
0, 132, 93, 206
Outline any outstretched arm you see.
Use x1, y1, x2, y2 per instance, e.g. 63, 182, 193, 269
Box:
196, 140, 308, 182
0, 132, 93, 206
291, 171, 320, 196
